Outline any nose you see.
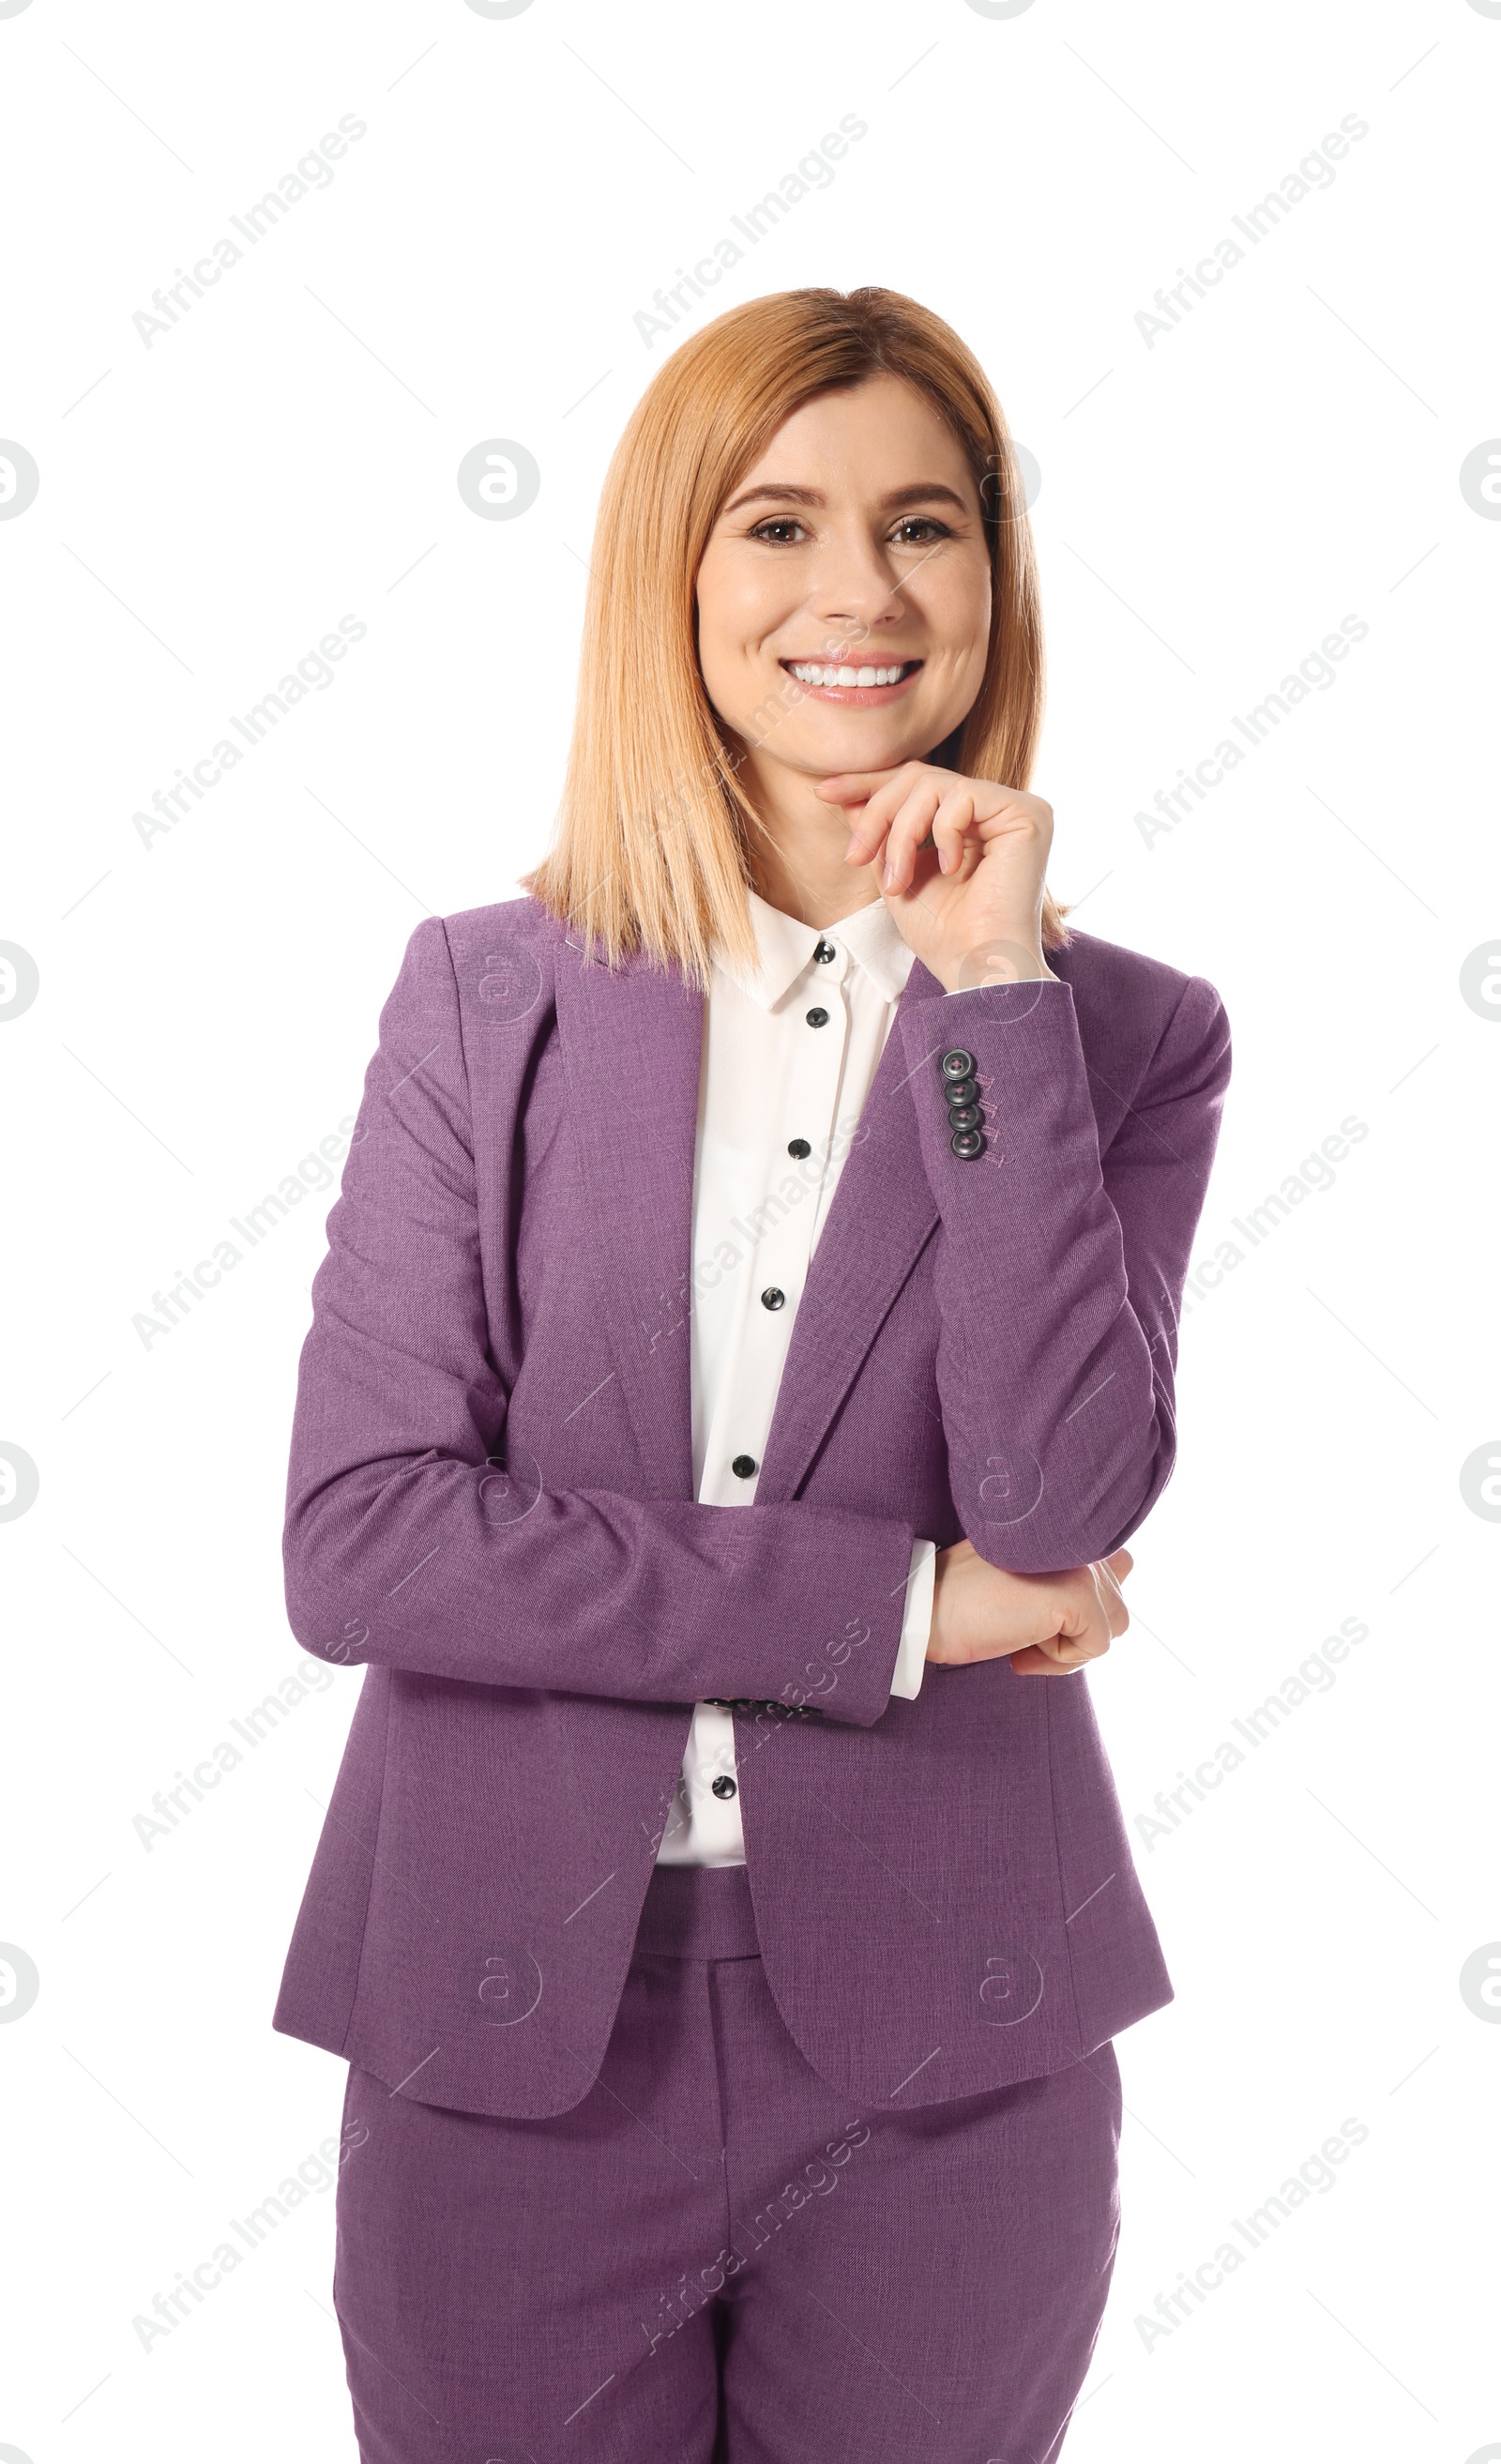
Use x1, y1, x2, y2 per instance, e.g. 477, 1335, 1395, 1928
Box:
807, 524, 911, 647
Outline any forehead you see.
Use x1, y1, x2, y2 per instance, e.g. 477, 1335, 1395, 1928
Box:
731, 373, 979, 501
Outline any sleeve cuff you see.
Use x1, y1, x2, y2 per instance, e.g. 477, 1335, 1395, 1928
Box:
889, 1539, 935, 1700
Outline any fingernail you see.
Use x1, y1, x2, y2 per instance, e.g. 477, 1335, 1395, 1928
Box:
883, 860, 895, 889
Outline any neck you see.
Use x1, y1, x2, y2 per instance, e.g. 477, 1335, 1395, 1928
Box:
738, 760, 884, 930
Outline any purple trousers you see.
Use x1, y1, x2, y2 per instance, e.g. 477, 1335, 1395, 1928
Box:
333, 1863, 1122, 2463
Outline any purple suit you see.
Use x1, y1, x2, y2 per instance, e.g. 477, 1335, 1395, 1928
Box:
273, 895, 1231, 2127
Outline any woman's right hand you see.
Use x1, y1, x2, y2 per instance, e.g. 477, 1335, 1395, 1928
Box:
926, 1540, 1132, 1676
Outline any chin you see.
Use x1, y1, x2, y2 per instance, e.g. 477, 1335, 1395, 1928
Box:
795, 721, 929, 773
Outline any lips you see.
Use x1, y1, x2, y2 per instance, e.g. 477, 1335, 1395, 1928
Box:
780, 657, 923, 705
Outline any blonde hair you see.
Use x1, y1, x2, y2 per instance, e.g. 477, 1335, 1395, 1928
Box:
520, 285, 1068, 990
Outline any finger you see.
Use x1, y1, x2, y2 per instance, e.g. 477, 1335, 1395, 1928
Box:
1039, 1625, 1108, 1667
813, 769, 907, 805
841, 784, 907, 866
1049, 1578, 1108, 1652
1071, 1603, 1113, 1656
1087, 1558, 1126, 1623
826, 767, 928, 863
817, 769, 914, 854
844, 775, 932, 878
928, 786, 979, 879
1009, 1644, 1088, 1677
881, 783, 945, 891
1065, 1546, 1131, 1592
1093, 1559, 1130, 1629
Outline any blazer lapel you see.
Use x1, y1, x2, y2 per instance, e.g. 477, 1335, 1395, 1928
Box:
553, 933, 945, 1510
553, 934, 703, 1501
754, 958, 944, 1505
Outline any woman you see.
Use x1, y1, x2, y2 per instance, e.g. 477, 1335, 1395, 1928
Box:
274, 285, 1231, 2464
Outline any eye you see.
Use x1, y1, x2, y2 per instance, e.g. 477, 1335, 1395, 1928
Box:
748, 515, 809, 544
888, 516, 953, 545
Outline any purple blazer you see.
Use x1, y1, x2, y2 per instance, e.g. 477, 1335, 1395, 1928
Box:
272, 895, 1231, 2119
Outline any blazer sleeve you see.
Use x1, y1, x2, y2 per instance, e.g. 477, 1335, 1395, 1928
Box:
280, 920, 917, 1726
895, 967, 1231, 1572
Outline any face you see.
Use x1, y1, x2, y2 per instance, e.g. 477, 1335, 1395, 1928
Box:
694, 373, 993, 803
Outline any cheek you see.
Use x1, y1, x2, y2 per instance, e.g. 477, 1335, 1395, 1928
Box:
698, 562, 788, 666
917, 561, 991, 666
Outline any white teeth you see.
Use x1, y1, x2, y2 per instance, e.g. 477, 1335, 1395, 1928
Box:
787, 662, 909, 688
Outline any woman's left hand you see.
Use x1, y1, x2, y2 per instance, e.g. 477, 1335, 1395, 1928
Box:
815, 762, 1056, 993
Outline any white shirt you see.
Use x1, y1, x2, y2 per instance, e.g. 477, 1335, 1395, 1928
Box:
655, 888, 939, 1866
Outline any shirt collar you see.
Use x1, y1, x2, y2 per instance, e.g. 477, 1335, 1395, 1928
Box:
723, 887, 918, 1011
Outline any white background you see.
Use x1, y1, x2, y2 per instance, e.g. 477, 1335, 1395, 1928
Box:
1, 0, 1497, 2457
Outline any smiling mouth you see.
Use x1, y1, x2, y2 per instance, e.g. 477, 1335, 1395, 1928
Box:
781, 657, 923, 703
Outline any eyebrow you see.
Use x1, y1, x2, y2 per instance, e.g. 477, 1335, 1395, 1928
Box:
720, 480, 974, 518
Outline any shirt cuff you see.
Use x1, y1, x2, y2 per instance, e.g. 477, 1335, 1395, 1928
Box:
941, 978, 1064, 993
889, 1539, 935, 1700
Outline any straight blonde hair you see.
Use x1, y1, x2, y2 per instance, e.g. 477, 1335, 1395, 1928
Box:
521, 286, 1068, 991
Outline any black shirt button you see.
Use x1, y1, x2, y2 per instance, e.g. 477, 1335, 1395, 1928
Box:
806, 1007, 829, 1028
731, 1453, 758, 1479
787, 1137, 811, 1160
941, 1047, 977, 1080
813, 940, 836, 964
761, 1287, 786, 1311
711, 1775, 737, 1800
947, 1102, 981, 1132
950, 1127, 985, 1160
943, 1076, 978, 1108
